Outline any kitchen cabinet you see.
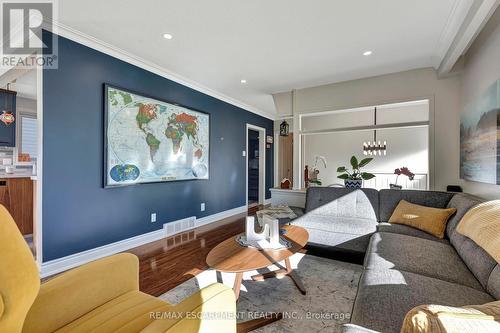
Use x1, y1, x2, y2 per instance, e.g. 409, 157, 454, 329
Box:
0, 177, 33, 235
0, 88, 16, 147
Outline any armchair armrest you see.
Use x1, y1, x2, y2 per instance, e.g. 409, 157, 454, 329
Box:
141, 283, 236, 333
23, 253, 139, 333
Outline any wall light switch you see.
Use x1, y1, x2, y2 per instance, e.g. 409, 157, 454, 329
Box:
200, 203, 205, 212
151, 213, 157, 223
242, 150, 246, 157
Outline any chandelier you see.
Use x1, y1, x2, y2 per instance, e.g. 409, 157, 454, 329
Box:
363, 107, 387, 156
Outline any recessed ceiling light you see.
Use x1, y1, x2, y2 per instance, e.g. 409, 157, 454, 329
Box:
163, 33, 173, 40
240, 79, 247, 84
363, 51, 373, 56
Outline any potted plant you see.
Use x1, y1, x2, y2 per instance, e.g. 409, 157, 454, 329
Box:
390, 167, 415, 189
337, 156, 375, 188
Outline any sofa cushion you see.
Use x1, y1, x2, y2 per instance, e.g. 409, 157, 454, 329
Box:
294, 215, 377, 235
305, 187, 379, 220
351, 269, 494, 333
388, 200, 456, 238
487, 265, 500, 300
401, 300, 500, 333
293, 215, 377, 253
376, 223, 447, 243
446, 193, 483, 240
447, 193, 496, 291
365, 232, 483, 290
379, 190, 454, 222
457, 200, 500, 263
55, 291, 171, 333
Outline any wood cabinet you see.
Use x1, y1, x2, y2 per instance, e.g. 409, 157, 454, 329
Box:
278, 134, 293, 184
0, 177, 33, 235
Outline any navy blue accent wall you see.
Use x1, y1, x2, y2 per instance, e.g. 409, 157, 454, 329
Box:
43, 33, 273, 261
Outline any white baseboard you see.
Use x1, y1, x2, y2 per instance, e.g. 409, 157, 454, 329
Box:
40, 205, 247, 278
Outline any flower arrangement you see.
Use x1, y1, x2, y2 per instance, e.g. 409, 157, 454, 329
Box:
391, 167, 415, 189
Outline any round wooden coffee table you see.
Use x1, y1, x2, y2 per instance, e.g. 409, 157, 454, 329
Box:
206, 225, 309, 300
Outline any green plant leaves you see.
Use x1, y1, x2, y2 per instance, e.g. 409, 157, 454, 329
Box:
350, 156, 358, 169
337, 156, 376, 182
358, 158, 373, 167
361, 172, 376, 180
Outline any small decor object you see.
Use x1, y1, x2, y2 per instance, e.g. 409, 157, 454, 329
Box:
266, 135, 273, 144
280, 178, 291, 189
337, 156, 375, 189
279, 120, 290, 136
0, 86, 16, 126
236, 216, 291, 250
460, 79, 499, 185
390, 167, 415, 189
308, 155, 327, 186
104, 85, 209, 187
304, 165, 309, 188
0, 111, 15, 126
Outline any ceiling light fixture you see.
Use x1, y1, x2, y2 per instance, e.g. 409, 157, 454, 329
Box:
363, 51, 373, 56
363, 107, 387, 156
240, 79, 247, 84
163, 33, 173, 40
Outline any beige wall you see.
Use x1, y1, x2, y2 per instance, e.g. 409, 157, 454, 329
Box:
459, 7, 500, 199
274, 68, 462, 192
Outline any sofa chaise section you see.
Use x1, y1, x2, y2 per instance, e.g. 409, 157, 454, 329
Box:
292, 188, 379, 253
349, 192, 500, 333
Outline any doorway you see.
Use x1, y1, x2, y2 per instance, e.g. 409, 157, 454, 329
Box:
0, 67, 40, 262
246, 124, 266, 208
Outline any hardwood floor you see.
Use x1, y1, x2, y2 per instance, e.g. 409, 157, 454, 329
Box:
127, 205, 262, 296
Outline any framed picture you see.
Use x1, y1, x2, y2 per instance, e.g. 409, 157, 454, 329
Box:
460, 79, 499, 184
104, 84, 210, 187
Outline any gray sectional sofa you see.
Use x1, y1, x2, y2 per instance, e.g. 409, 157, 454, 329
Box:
290, 187, 499, 333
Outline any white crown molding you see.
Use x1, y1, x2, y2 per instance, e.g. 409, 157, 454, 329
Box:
433, 0, 475, 68
40, 205, 248, 278
437, 0, 499, 75
47, 21, 276, 120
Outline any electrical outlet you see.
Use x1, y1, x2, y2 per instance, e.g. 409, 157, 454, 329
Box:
242, 150, 246, 157
151, 213, 157, 223
200, 203, 205, 212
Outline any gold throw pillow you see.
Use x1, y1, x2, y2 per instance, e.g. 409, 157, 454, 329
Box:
401, 300, 500, 333
388, 200, 456, 239
457, 200, 500, 264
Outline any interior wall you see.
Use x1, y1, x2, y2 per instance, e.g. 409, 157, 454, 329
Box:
460, 6, 500, 199
275, 67, 462, 192
43, 32, 274, 262
303, 126, 429, 186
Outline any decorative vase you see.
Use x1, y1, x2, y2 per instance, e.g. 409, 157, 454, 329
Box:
389, 184, 403, 190
345, 179, 362, 189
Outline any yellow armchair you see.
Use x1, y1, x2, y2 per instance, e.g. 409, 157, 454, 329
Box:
0, 205, 236, 333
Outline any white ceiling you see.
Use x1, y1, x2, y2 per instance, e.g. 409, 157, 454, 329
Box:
0, 69, 37, 100
58, 0, 475, 116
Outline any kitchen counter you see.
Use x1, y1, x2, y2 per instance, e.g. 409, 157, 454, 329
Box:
0, 171, 36, 179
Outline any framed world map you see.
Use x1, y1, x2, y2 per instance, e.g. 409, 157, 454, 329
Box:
104, 84, 210, 187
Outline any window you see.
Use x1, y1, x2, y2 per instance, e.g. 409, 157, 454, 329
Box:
17, 114, 37, 162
